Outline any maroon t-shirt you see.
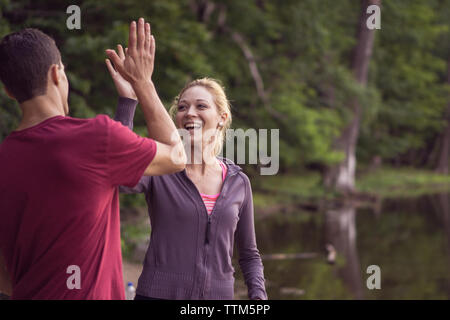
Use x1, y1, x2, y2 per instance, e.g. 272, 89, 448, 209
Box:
0, 115, 156, 299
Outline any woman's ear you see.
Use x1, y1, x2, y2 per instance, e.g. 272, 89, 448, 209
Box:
219, 113, 228, 128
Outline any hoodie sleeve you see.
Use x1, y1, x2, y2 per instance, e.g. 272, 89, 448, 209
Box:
235, 173, 268, 300
114, 97, 150, 194
114, 97, 138, 131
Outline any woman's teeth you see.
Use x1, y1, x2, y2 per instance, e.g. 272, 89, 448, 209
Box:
185, 123, 202, 129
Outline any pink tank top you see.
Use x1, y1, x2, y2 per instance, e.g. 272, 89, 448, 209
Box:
200, 161, 227, 215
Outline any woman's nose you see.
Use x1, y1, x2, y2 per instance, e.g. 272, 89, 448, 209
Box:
186, 105, 197, 117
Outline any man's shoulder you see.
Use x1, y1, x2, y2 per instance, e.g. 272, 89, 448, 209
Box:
67, 114, 113, 126
62, 114, 118, 135
89, 114, 133, 132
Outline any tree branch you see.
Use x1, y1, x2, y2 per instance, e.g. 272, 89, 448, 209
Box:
217, 4, 286, 120
190, 1, 286, 120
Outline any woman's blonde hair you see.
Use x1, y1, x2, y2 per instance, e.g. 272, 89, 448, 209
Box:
169, 77, 232, 156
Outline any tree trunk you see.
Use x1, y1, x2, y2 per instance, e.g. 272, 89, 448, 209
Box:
324, 0, 380, 194
435, 58, 450, 175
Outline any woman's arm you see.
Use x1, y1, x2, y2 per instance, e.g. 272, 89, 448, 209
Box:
106, 30, 186, 175
235, 174, 268, 300
114, 97, 138, 131
113, 97, 150, 194
107, 52, 150, 194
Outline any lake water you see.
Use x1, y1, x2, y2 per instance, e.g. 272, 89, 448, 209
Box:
234, 192, 450, 299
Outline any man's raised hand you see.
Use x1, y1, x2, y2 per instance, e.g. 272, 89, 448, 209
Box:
107, 18, 186, 175
105, 18, 155, 85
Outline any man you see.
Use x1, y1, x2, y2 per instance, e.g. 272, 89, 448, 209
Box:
0, 18, 185, 299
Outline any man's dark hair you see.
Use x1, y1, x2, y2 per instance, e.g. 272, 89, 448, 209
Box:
0, 28, 61, 103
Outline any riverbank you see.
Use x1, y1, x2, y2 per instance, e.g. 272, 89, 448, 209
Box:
120, 166, 450, 260
251, 166, 450, 210
119, 165, 450, 298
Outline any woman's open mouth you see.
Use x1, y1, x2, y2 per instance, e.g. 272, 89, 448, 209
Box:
184, 122, 202, 132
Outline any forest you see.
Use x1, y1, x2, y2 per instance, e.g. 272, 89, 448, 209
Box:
1, 0, 450, 300
1, 0, 449, 193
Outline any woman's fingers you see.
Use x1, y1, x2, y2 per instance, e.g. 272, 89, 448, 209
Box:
105, 49, 123, 72
105, 59, 116, 76
117, 45, 125, 60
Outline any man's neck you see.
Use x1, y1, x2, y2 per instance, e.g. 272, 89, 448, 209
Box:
16, 95, 65, 131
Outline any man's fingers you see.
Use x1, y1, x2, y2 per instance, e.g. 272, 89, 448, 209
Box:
150, 36, 155, 58
144, 22, 151, 52
105, 59, 116, 76
117, 45, 125, 60
128, 21, 137, 53
137, 18, 145, 51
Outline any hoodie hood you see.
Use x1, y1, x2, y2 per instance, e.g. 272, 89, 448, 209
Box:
217, 156, 242, 176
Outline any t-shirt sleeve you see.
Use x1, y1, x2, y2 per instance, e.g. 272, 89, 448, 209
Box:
104, 116, 157, 187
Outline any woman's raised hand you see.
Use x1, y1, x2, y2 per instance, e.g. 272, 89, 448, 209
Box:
105, 44, 137, 100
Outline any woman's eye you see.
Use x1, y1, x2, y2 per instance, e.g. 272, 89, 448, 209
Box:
178, 105, 186, 111
198, 104, 207, 109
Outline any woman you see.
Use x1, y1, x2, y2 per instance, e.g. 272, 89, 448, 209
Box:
106, 45, 267, 300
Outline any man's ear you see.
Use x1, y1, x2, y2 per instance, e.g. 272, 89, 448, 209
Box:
49, 64, 61, 86
3, 87, 15, 100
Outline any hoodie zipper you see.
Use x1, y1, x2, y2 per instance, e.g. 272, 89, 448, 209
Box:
204, 173, 227, 245
203, 165, 236, 244
200, 167, 242, 298
205, 214, 212, 244
182, 159, 241, 298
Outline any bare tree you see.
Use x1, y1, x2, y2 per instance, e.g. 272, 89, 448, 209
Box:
324, 0, 381, 194
435, 58, 450, 175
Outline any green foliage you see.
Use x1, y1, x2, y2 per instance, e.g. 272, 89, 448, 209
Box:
356, 166, 450, 198
1, 0, 449, 174
359, 0, 449, 162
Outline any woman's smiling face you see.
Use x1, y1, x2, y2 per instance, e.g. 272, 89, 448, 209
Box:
175, 85, 223, 148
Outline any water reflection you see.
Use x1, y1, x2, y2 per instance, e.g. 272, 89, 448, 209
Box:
434, 193, 450, 253
324, 204, 364, 299
430, 193, 450, 282
236, 193, 450, 299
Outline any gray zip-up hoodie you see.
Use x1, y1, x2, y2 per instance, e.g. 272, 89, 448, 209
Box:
115, 97, 267, 300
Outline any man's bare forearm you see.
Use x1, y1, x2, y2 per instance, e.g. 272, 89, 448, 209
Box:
132, 80, 180, 147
